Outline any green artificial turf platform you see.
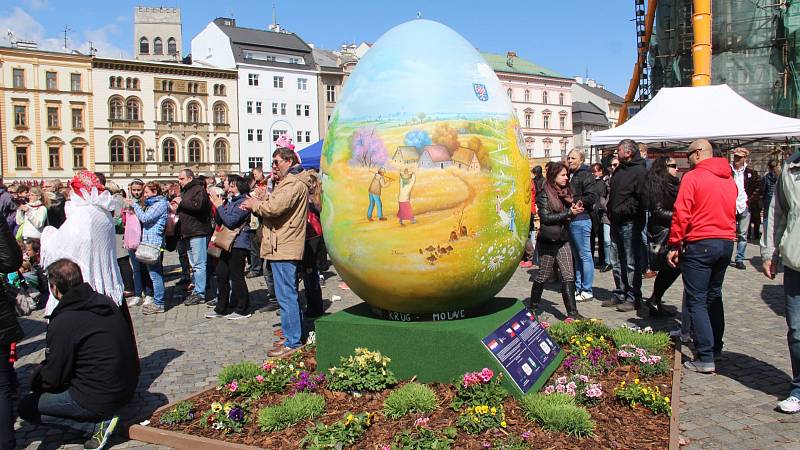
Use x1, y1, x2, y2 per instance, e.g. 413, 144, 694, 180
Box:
315, 298, 564, 396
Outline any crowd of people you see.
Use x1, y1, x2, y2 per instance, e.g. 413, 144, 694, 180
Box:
523, 138, 799, 415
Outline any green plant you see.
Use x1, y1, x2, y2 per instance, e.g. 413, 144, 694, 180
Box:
450, 368, 508, 410
218, 361, 261, 386
456, 404, 507, 434
390, 427, 457, 450
547, 318, 612, 346
199, 401, 247, 433
616, 345, 671, 378
610, 326, 671, 353
257, 393, 326, 432
520, 393, 595, 437
301, 412, 373, 449
383, 383, 438, 420
614, 379, 671, 415
219, 355, 307, 399
159, 400, 194, 425
562, 334, 618, 375
488, 434, 531, 450
327, 348, 398, 392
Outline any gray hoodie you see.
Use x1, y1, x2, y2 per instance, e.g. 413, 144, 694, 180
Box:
761, 151, 800, 272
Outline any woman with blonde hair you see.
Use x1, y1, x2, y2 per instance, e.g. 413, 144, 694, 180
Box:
16, 186, 50, 240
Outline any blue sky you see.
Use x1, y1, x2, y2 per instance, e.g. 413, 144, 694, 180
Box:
1, 0, 637, 96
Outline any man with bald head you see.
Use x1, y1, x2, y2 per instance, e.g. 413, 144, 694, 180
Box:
667, 139, 737, 373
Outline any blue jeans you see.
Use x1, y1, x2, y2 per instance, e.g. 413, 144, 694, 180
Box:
640, 212, 651, 272
569, 218, 594, 295
187, 236, 208, 298
271, 260, 303, 348
785, 267, 800, 399
367, 193, 384, 219
19, 389, 103, 434
681, 239, 733, 363
146, 255, 165, 306
603, 223, 612, 266
0, 347, 17, 450
128, 249, 145, 297
735, 210, 750, 263
609, 222, 643, 303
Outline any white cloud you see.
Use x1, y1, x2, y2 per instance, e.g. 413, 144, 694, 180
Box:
0, 7, 129, 58
24, 0, 49, 11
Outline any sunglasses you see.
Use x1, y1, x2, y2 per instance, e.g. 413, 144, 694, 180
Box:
271, 159, 283, 166
687, 149, 700, 158
611, 164, 619, 168
667, 163, 677, 168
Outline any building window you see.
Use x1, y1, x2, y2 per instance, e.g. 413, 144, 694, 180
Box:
279, 103, 286, 115
542, 91, 549, 104
289, 57, 300, 64
247, 129, 253, 141
132, 78, 139, 89
524, 90, 530, 102
273, 76, 283, 88
71, 73, 81, 92
246, 101, 253, 114
48, 147, 61, 169
47, 107, 60, 129
326, 85, 336, 103
272, 129, 287, 142
561, 138, 568, 153
559, 115, 567, 130
126, 98, 140, 120
110, 98, 123, 120
153, 37, 163, 54
127, 139, 142, 162
256, 101, 262, 114
187, 82, 199, 94
214, 140, 228, 162
14, 105, 26, 128
46, 71, 57, 90
296, 131, 303, 142
304, 105, 310, 117
272, 102, 278, 115
524, 113, 531, 128
161, 80, 174, 91
216, 84, 226, 96
71, 108, 83, 130
187, 102, 200, 123
297, 78, 307, 90
188, 139, 202, 163
139, 37, 149, 54
73, 147, 85, 168
162, 139, 177, 162
248, 157, 263, 169
110, 137, 125, 162
543, 114, 550, 130
559, 93, 565, 105
12, 68, 24, 88
213, 103, 227, 124
167, 37, 177, 54
161, 100, 175, 122
507, 88, 512, 99
248, 73, 259, 86
16, 147, 29, 169
296, 104, 302, 116
116, 76, 124, 88
305, 131, 311, 142
126, 78, 132, 89
257, 129, 263, 142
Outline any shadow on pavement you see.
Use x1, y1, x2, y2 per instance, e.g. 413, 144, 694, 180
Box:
714, 350, 791, 399
760, 284, 786, 317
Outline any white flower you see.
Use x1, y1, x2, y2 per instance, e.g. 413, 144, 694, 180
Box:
488, 255, 504, 271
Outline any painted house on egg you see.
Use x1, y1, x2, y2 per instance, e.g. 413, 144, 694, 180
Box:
418, 144, 452, 169
451, 148, 481, 171
392, 146, 420, 166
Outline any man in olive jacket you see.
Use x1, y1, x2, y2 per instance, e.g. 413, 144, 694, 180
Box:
241, 147, 312, 357
177, 168, 212, 305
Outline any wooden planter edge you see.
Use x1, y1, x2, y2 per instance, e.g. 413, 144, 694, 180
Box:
668, 345, 683, 450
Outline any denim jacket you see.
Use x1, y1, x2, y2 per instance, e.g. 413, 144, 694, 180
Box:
133, 195, 168, 247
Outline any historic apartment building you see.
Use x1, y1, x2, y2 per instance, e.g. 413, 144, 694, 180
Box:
481, 51, 574, 162
91, 57, 239, 185
192, 18, 320, 171
0, 47, 94, 182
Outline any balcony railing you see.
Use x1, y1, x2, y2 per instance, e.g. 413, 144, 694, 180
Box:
95, 161, 240, 178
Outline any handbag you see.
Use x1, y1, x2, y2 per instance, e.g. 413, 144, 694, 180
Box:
210, 223, 244, 253
646, 228, 670, 271
135, 242, 161, 265
165, 212, 179, 237
12, 272, 38, 317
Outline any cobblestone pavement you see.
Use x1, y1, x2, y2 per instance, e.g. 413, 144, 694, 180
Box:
11, 244, 798, 449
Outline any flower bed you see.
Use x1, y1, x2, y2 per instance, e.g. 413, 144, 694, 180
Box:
136, 320, 679, 449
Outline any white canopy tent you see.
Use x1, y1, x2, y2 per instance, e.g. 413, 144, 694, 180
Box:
589, 84, 800, 145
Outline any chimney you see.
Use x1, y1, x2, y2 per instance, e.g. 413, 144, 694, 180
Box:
587, 78, 597, 88
598, 84, 605, 90
215, 17, 236, 27
506, 51, 516, 67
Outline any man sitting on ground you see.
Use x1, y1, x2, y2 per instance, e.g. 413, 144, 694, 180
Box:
19, 259, 139, 450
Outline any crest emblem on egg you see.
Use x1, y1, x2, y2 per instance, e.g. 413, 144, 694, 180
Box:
321, 20, 531, 314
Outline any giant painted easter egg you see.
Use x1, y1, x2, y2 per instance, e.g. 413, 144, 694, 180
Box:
321, 19, 531, 316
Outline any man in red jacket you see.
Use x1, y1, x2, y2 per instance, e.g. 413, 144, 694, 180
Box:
667, 139, 737, 373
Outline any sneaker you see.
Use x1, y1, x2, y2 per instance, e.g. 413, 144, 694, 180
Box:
83, 416, 118, 450
777, 396, 800, 414
734, 261, 746, 270
644, 270, 658, 279
267, 345, 302, 358
519, 261, 533, 268
264, 301, 279, 312
669, 329, 691, 343
142, 304, 165, 315
617, 302, 637, 312
205, 299, 217, 308
577, 292, 594, 302
126, 296, 142, 307
601, 297, 621, 307
205, 312, 224, 319
142, 296, 155, 306
225, 312, 252, 320
684, 360, 715, 373
183, 294, 203, 306
599, 264, 612, 273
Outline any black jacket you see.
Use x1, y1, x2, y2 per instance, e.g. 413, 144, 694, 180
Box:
177, 178, 212, 239
645, 177, 679, 236
46, 193, 67, 229
0, 218, 23, 346
535, 186, 573, 243
33, 283, 138, 417
609, 154, 648, 224
569, 165, 597, 221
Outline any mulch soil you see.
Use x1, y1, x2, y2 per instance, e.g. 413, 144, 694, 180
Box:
149, 348, 672, 449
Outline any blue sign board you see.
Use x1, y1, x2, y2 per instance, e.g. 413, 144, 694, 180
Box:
482, 309, 561, 394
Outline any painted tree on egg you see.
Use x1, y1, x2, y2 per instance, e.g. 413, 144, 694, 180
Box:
349, 127, 389, 168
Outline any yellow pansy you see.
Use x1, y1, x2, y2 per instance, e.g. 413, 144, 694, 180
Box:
634, 378, 640, 384
211, 402, 222, 412
501, 420, 507, 428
